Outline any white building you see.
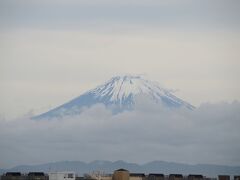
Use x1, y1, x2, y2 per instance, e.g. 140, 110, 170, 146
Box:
49, 172, 76, 180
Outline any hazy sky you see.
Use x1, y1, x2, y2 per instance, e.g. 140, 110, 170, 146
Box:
0, 0, 240, 118
0, 0, 240, 168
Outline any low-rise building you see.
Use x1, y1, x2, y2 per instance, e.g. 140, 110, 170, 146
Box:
129, 173, 146, 180
169, 174, 183, 180
48, 172, 75, 180
27, 172, 48, 180
234, 176, 240, 180
188, 175, 203, 180
148, 174, 164, 180
112, 169, 129, 180
1, 172, 24, 180
218, 175, 230, 180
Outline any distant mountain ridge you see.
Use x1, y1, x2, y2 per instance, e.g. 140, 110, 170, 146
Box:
1, 160, 240, 177
34, 75, 194, 119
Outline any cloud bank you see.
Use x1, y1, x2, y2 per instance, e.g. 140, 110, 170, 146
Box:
0, 99, 240, 169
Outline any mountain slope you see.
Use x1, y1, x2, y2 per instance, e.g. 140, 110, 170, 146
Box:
33, 75, 194, 119
2, 160, 240, 177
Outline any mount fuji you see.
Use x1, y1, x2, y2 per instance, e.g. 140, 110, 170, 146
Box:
33, 75, 194, 119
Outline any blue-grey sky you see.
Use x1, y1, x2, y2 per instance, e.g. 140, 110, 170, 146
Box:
0, 0, 240, 168
1, 0, 239, 118
0, 0, 240, 29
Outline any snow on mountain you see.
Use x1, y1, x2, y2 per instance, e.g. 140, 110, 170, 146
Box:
33, 75, 194, 119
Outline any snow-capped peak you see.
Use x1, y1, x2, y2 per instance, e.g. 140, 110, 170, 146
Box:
90, 75, 165, 104
87, 75, 193, 110
33, 75, 194, 119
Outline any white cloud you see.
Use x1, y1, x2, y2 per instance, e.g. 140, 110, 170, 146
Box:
0, 100, 239, 168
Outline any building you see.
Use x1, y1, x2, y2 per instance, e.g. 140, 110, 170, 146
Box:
27, 172, 48, 180
218, 176, 230, 180
112, 169, 129, 180
188, 175, 203, 180
129, 173, 146, 180
234, 176, 240, 180
168, 174, 183, 180
1, 173, 25, 180
148, 174, 164, 180
48, 172, 75, 180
